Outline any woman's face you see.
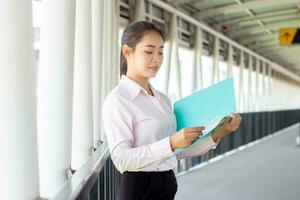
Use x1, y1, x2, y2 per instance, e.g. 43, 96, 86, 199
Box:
124, 31, 164, 79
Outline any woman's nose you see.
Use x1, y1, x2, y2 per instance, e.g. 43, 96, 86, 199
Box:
152, 53, 161, 63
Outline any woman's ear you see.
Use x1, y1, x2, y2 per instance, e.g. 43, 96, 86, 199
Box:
122, 44, 132, 61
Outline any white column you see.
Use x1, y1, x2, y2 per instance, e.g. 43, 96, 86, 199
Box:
107, 0, 113, 92
192, 27, 203, 91
261, 62, 266, 111
71, 0, 94, 170
110, 0, 120, 87
248, 55, 253, 112
212, 36, 219, 84
100, 0, 120, 143
92, 0, 104, 148
227, 44, 233, 78
255, 60, 260, 112
267, 66, 272, 111
163, 31, 173, 94
0, 1, 39, 199
273, 72, 278, 109
166, 14, 182, 99
132, 0, 145, 21
37, 0, 76, 197
100, 0, 109, 144
238, 51, 245, 112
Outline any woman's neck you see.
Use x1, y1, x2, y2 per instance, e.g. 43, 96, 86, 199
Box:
126, 73, 152, 95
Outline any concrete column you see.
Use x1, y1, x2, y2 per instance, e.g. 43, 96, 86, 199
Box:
100, 0, 120, 143
238, 51, 244, 112
261, 62, 267, 111
0, 1, 39, 199
267, 66, 272, 111
111, 0, 120, 87
92, 0, 104, 148
71, 0, 94, 170
166, 14, 182, 100
192, 27, 204, 91
37, 0, 76, 197
248, 55, 253, 112
227, 44, 233, 78
212, 36, 220, 84
255, 60, 260, 112
132, 0, 145, 21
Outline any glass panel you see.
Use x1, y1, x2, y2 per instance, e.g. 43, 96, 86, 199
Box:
178, 46, 193, 98
243, 68, 249, 111
150, 41, 170, 93
232, 65, 240, 110
258, 73, 263, 110
251, 70, 257, 111
202, 55, 213, 89
219, 61, 228, 81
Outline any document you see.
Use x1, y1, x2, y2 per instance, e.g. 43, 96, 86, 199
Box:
160, 78, 237, 164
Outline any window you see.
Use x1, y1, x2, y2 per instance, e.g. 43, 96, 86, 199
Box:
202, 55, 213, 89
219, 61, 228, 81
178, 46, 194, 97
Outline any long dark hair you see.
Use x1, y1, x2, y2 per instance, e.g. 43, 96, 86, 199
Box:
120, 21, 166, 77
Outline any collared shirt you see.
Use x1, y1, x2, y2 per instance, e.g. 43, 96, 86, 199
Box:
102, 75, 219, 174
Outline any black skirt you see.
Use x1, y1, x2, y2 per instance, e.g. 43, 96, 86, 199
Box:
117, 170, 178, 200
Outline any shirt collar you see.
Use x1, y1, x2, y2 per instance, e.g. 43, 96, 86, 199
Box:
120, 75, 160, 100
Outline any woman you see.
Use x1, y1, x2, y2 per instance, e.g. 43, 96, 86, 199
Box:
102, 21, 242, 200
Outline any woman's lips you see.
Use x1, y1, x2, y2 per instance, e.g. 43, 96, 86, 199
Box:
149, 66, 159, 70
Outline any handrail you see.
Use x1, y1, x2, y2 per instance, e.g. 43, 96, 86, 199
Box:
50, 143, 110, 200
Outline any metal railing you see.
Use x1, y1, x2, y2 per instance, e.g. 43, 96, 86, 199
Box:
51, 109, 300, 200
186, 109, 300, 169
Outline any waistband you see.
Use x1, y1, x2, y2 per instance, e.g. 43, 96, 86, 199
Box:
123, 169, 174, 175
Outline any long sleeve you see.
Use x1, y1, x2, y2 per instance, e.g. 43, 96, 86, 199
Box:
176, 135, 220, 160
102, 95, 173, 174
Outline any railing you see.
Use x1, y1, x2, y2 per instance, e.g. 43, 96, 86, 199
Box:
51, 109, 300, 200
50, 144, 114, 200
186, 109, 300, 169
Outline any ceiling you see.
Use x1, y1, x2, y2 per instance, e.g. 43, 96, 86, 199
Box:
164, 0, 300, 76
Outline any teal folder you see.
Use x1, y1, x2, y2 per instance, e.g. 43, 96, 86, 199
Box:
174, 77, 237, 132
160, 78, 237, 164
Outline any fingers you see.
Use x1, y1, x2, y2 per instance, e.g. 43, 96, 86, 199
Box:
228, 113, 242, 130
185, 126, 205, 140
233, 114, 242, 128
184, 126, 205, 133
229, 113, 238, 126
188, 131, 202, 138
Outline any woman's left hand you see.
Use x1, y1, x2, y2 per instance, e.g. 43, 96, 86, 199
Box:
212, 113, 242, 142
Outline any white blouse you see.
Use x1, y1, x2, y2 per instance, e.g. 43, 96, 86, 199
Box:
102, 75, 219, 174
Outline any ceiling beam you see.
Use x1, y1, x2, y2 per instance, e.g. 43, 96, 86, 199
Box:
265, 51, 300, 59
193, 0, 299, 19
235, 33, 276, 45
166, 0, 199, 6
216, 8, 300, 25
262, 53, 300, 68
255, 45, 300, 54
264, 47, 300, 55
247, 40, 279, 50
230, 18, 300, 38
225, 0, 277, 49
252, 43, 280, 52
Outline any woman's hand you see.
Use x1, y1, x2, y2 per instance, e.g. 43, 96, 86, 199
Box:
212, 113, 242, 142
169, 126, 205, 151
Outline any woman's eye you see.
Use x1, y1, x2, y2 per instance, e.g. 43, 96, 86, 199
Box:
145, 51, 153, 54
159, 52, 163, 55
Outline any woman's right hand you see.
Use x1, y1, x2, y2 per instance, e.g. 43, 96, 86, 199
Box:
169, 126, 205, 151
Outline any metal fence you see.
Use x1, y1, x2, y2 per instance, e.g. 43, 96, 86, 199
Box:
53, 109, 300, 200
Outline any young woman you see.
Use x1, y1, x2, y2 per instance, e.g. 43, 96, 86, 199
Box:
102, 21, 242, 200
